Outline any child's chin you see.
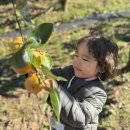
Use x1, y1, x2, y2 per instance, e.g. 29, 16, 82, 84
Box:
74, 72, 82, 78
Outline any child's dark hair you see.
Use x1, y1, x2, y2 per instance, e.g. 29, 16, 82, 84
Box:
77, 36, 118, 81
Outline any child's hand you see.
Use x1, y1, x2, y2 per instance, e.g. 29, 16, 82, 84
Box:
44, 79, 51, 92
44, 79, 58, 92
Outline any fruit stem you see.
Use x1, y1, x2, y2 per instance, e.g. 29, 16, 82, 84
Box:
36, 68, 45, 87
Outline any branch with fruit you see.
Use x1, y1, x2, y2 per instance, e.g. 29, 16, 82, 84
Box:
5, 0, 67, 123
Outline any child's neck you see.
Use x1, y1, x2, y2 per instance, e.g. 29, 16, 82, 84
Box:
85, 76, 97, 81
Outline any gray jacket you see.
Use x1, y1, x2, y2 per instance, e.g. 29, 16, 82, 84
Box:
48, 65, 107, 130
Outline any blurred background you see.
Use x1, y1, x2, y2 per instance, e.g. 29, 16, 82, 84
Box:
0, 0, 130, 130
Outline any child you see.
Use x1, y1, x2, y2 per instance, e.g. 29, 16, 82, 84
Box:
44, 35, 119, 130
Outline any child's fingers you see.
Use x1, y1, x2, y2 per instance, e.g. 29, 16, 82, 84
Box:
52, 80, 59, 89
44, 79, 51, 91
43, 79, 59, 92
41, 74, 46, 79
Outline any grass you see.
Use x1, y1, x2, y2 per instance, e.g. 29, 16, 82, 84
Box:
0, 23, 130, 130
0, 0, 130, 130
0, 0, 130, 35
99, 82, 130, 130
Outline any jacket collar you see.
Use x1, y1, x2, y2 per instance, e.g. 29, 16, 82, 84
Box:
67, 77, 99, 94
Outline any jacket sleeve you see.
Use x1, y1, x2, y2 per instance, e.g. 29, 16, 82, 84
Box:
50, 65, 74, 86
58, 86, 107, 128
47, 65, 74, 105
51, 65, 74, 80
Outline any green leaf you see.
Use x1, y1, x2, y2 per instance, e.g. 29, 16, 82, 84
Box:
26, 37, 42, 49
31, 53, 41, 68
9, 45, 31, 68
31, 23, 53, 44
41, 65, 67, 81
50, 86, 61, 123
42, 54, 52, 69
30, 40, 42, 49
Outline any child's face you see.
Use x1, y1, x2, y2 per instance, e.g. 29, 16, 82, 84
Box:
73, 42, 100, 79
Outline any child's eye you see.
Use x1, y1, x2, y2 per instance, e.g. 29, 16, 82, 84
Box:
74, 54, 78, 57
83, 58, 89, 61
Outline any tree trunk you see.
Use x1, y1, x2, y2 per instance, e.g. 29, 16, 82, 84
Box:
60, 0, 69, 12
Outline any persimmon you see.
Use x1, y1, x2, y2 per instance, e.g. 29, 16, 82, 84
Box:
11, 37, 24, 53
33, 51, 43, 65
12, 51, 43, 75
24, 74, 44, 94
26, 51, 43, 75
12, 64, 32, 75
